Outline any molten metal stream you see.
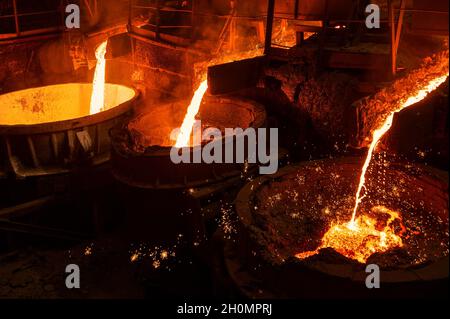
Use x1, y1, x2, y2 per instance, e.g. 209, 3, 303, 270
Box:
175, 80, 209, 147
296, 72, 449, 264
350, 73, 449, 226
90, 40, 108, 115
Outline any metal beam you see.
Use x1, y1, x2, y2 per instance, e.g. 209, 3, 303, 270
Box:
394, 0, 406, 59
156, 0, 161, 40
12, 0, 20, 36
389, 0, 407, 77
264, 0, 276, 55
388, 0, 396, 76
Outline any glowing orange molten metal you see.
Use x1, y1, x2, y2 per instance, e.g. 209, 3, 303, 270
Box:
350, 72, 449, 225
296, 72, 449, 264
296, 206, 404, 263
90, 40, 108, 115
175, 80, 209, 147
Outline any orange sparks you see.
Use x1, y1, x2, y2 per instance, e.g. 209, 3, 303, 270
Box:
350, 72, 449, 225
175, 80, 209, 148
296, 72, 449, 264
130, 253, 139, 262
89, 40, 108, 115
296, 206, 404, 264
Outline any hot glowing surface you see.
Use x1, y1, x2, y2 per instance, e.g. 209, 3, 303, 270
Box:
296, 206, 404, 263
174, 80, 208, 147
90, 40, 108, 115
296, 72, 449, 264
173, 47, 265, 147
0, 83, 135, 125
350, 73, 449, 225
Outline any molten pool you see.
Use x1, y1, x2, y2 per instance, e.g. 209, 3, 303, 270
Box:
0, 83, 136, 126
0, 82, 137, 179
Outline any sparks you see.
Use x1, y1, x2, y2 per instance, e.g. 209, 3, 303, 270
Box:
296, 72, 449, 264
350, 72, 449, 225
130, 253, 139, 262
296, 206, 404, 264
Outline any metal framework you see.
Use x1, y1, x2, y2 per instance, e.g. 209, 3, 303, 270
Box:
128, 0, 194, 43
0, 0, 65, 40
265, 0, 448, 76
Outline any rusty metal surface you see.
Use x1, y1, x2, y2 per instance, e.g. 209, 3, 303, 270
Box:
106, 33, 132, 59
207, 56, 266, 95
